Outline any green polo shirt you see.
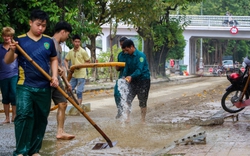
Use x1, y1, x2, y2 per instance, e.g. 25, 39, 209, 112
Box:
122, 49, 150, 80
117, 51, 128, 78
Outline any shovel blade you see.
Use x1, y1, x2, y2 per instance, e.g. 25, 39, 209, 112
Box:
92, 141, 117, 150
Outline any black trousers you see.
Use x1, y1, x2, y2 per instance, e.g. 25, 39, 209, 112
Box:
127, 79, 151, 108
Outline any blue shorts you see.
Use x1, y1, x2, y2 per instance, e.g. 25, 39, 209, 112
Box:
0, 75, 18, 105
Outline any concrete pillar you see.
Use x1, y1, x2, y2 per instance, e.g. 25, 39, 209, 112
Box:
184, 34, 191, 73
190, 38, 197, 75
101, 28, 109, 52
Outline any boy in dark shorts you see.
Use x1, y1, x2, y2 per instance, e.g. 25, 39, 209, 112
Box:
52, 21, 75, 140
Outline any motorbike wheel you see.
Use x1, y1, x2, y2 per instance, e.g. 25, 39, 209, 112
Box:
221, 89, 248, 113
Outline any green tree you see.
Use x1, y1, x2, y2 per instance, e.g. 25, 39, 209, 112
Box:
111, 0, 202, 78
97, 44, 121, 80
0, 0, 107, 79
0, 0, 84, 39
67, 0, 120, 81
0, 0, 57, 35
182, 0, 250, 64
1, 0, 205, 78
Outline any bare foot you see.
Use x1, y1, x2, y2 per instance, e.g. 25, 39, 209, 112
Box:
2, 119, 10, 124
57, 132, 75, 140
141, 121, 146, 125
141, 119, 146, 125
125, 118, 130, 123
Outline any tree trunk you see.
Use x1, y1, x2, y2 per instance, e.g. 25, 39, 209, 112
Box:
108, 20, 118, 82
154, 44, 168, 77
87, 35, 98, 80
159, 45, 168, 76
138, 31, 169, 79
143, 37, 156, 79
109, 33, 113, 82
218, 40, 222, 64
232, 40, 239, 62
214, 40, 218, 64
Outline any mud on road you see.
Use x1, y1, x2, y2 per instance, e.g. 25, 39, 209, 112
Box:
57, 77, 229, 155
83, 76, 229, 125
0, 76, 230, 156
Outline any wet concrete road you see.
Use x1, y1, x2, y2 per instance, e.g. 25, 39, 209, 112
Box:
0, 112, 196, 155
1, 76, 250, 155
156, 107, 250, 156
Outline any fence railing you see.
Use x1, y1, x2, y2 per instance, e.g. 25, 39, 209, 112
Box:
197, 65, 244, 76
170, 15, 250, 27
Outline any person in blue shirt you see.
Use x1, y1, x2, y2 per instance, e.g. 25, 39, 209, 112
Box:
5, 9, 59, 156
121, 39, 151, 124
0, 27, 18, 124
114, 36, 128, 119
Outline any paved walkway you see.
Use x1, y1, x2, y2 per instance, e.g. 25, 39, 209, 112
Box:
154, 104, 250, 156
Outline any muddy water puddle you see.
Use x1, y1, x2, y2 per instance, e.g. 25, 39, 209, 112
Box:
0, 101, 221, 156
39, 113, 197, 155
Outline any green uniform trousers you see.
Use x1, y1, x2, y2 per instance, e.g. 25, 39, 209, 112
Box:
13, 85, 51, 156
114, 80, 121, 109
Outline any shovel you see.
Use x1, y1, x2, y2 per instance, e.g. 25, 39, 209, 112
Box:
14, 42, 117, 150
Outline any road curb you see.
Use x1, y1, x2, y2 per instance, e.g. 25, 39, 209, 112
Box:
84, 75, 198, 92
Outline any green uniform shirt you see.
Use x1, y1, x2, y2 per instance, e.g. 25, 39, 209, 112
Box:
117, 51, 127, 78
122, 49, 150, 80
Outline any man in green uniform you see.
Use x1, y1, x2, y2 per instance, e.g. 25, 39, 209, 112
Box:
121, 39, 151, 124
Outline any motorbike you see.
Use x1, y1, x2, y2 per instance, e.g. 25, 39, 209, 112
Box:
221, 57, 250, 113
223, 20, 239, 27
212, 65, 226, 76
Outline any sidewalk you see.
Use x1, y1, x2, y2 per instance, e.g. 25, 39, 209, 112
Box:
154, 106, 250, 156
84, 74, 197, 92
